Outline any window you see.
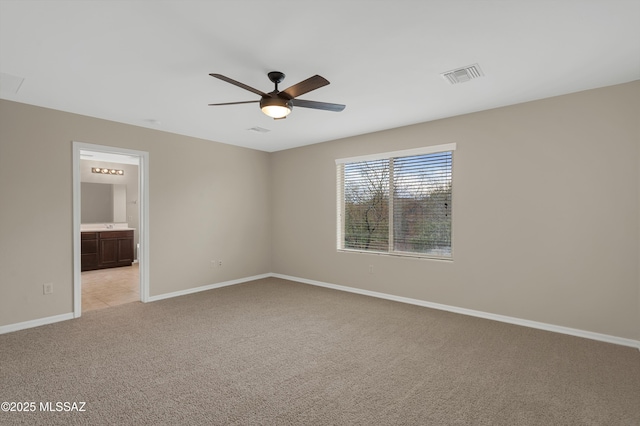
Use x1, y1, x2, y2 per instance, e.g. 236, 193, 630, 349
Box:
336, 144, 455, 259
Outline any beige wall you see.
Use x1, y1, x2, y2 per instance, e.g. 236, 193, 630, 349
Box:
1, 82, 638, 341
271, 81, 640, 340
0, 100, 271, 326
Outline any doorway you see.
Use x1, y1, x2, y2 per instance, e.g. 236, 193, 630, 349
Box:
72, 142, 149, 318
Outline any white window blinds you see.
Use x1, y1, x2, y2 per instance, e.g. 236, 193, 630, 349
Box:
337, 144, 455, 259
340, 158, 390, 252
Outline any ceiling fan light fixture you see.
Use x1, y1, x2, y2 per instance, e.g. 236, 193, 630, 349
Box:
260, 97, 292, 119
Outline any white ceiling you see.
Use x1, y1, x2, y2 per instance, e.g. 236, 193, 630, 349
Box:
1, 1, 639, 152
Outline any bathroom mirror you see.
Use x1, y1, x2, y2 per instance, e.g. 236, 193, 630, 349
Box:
81, 182, 127, 223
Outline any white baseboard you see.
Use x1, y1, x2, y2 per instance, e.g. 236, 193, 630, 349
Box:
0, 312, 74, 335
0, 274, 270, 334
146, 273, 271, 302
3, 273, 638, 352
271, 273, 640, 350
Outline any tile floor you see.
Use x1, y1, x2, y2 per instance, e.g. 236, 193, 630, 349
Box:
82, 263, 140, 312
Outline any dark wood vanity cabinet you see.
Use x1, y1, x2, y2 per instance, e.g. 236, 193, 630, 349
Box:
81, 232, 99, 270
81, 230, 134, 271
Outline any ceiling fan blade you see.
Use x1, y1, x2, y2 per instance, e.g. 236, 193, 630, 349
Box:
208, 100, 259, 106
291, 99, 346, 112
281, 75, 329, 99
209, 74, 268, 97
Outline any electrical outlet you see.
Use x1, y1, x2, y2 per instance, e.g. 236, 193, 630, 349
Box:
369, 265, 374, 274
218, 260, 223, 267
43, 283, 53, 295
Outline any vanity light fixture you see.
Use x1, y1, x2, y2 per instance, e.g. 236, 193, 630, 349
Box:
92, 167, 124, 175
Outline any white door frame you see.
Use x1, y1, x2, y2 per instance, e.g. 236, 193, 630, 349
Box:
72, 141, 150, 317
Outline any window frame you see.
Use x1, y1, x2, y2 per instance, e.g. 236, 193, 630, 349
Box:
336, 143, 456, 261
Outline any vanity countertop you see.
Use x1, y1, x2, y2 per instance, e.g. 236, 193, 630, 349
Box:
81, 225, 135, 232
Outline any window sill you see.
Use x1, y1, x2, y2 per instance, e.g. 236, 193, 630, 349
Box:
337, 248, 453, 262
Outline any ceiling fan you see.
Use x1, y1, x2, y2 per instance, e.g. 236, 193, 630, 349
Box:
208, 71, 346, 119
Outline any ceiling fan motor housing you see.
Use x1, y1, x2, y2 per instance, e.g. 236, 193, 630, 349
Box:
260, 96, 291, 108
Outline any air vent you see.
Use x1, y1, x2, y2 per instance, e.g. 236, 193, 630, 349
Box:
441, 64, 484, 85
247, 126, 270, 133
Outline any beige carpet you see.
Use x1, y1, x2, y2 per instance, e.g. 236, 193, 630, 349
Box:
1, 277, 638, 425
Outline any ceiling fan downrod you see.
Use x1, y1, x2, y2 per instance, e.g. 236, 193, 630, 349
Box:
267, 71, 286, 93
